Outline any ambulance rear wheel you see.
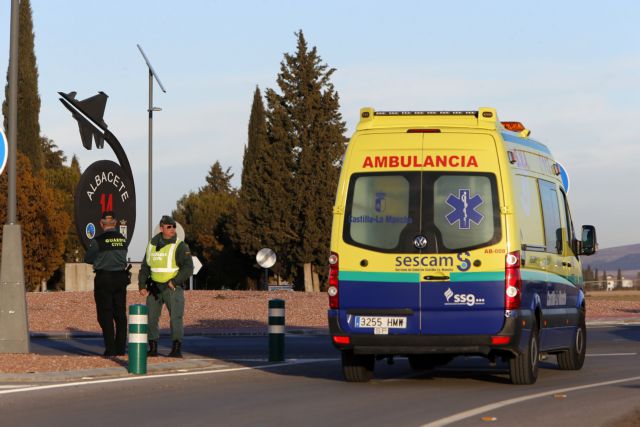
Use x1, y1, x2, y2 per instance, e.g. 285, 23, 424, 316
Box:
509, 322, 539, 385
557, 311, 586, 370
341, 350, 374, 382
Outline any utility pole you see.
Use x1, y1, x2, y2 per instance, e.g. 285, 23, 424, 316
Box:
137, 44, 166, 241
0, 0, 31, 354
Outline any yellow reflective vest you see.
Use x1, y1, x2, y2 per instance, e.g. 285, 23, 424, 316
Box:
146, 240, 181, 283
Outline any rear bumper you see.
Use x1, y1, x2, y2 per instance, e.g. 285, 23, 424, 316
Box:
328, 310, 533, 356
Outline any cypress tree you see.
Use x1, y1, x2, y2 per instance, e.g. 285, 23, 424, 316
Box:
266, 31, 346, 291
2, 0, 43, 171
204, 161, 236, 195
235, 87, 271, 260
262, 85, 299, 279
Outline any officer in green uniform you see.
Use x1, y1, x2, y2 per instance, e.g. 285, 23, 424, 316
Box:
84, 211, 129, 357
138, 215, 193, 358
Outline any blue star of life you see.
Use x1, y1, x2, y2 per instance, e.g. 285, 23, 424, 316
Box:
446, 189, 484, 229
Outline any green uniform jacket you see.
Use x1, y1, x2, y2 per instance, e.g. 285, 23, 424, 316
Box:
84, 228, 128, 271
138, 233, 194, 289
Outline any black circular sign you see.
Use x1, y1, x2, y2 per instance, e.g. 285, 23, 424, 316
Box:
74, 160, 136, 250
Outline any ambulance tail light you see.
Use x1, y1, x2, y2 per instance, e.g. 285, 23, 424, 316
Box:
491, 336, 511, 345
328, 252, 339, 309
333, 335, 351, 345
505, 251, 522, 310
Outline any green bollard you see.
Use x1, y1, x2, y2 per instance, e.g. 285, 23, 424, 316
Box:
268, 299, 285, 362
128, 304, 148, 375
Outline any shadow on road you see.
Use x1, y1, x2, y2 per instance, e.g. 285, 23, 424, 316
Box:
608, 325, 640, 343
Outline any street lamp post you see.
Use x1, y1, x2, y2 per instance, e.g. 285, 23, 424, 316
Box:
0, 0, 30, 354
137, 44, 166, 241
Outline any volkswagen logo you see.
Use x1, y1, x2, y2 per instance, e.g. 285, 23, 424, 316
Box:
413, 235, 428, 249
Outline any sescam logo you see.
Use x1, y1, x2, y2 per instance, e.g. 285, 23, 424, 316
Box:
444, 287, 485, 307
394, 252, 471, 272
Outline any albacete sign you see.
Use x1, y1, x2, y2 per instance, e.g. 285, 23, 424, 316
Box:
74, 160, 136, 250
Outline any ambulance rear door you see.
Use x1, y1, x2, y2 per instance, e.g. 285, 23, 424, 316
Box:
417, 132, 507, 335
338, 131, 423, 336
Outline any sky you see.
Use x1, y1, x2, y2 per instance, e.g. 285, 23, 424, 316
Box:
0, 0, 639, 259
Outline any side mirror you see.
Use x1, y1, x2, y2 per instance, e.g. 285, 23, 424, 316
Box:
580, 225, 597, 256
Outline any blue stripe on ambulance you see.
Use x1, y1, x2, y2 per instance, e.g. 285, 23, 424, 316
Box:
501, 131, 552, 155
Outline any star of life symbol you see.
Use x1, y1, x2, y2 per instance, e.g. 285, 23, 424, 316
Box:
446, 189, 484, 229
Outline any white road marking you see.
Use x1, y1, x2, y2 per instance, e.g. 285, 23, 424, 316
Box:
0, 385, 34, 389
421, 375, 640, 427
587, 353, 637, 357
0, 358, 336, 396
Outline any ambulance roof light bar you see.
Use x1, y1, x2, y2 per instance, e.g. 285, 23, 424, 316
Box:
502, 121, 525, 132
501, 121, 531, 138
374, 110, 477, 117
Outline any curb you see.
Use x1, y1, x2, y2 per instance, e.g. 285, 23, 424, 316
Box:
0, 358, 229, 383
586, 318, 640, 326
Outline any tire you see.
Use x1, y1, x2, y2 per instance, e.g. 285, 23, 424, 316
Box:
509, 323, 539, 385
557, 312, 586, 370
408, 354, 453, 371
341, 350, 374, 382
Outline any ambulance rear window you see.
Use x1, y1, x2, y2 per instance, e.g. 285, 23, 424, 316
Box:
343, 172, 501, 253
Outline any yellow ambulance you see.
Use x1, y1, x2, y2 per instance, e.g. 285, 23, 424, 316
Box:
327, 108, 597, 384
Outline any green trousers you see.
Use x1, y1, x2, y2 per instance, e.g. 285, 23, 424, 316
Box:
146, 284, 185, 341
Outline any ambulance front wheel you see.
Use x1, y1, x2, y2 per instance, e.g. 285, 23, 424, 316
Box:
341, 350, 374, 382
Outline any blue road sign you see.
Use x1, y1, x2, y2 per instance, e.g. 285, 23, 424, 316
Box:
0, 129, 7, 176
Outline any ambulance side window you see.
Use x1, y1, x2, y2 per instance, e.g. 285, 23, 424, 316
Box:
559, 190, 578, 258
514, 175, 545, 247
538, 179, 562, 254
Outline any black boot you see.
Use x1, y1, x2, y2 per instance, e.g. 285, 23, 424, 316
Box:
147, 340, 158, 357
168, 340, 182, 358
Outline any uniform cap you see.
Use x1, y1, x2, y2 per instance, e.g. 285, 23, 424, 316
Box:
159, 215, 176, 226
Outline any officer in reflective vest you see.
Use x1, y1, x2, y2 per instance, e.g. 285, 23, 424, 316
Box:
138, 215, 194, 357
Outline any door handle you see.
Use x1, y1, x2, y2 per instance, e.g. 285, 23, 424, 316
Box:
423, 275, 449, 281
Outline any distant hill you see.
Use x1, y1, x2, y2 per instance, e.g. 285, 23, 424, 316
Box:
582, 243, 640, 278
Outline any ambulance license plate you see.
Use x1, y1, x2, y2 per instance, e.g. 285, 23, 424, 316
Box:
355, 316, 406, 329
